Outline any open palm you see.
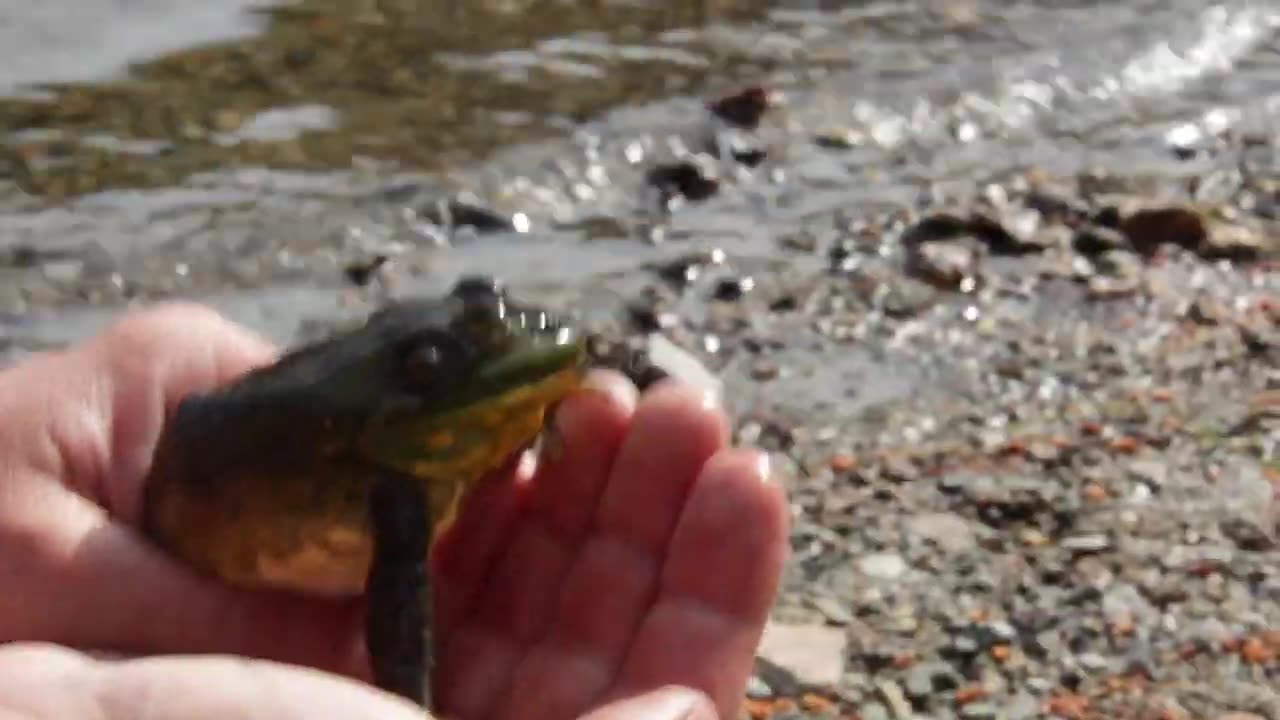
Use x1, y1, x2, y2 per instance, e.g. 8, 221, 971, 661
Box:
0, 304, 788, 720
433, 368, 786, 719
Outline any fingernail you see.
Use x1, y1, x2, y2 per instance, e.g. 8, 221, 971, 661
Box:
653, 687, 717, 720
582, 368, 639, 413
515, 447, 540, 481
698, 385, 722, 411
583, 686, 716, 720
753, 450, 773, 484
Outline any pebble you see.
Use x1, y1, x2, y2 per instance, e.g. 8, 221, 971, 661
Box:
1127, 459, 1168, 488
907, 512, 977, 552
41, 259, 85, 284
986, 621, 1017, 643
959, 703, 1000, 720
875, 679, 913, 719
1075, 652, 1110, 673
745, 674, 774, 699
756, 622, 848, 687
1217, 457, 1276, 550
807, 592, 855, 626
1059, 533, 1112, 554
859, 553, 909, 580
946, 634, 980, 658
643, 333, 723, 402
1005, 693, 1040, 720
859, 702, 891, 720
904, 662, 960, 700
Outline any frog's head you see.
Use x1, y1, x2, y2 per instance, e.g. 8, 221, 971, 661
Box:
342, 275, 587, 489
364, 276, 584, 408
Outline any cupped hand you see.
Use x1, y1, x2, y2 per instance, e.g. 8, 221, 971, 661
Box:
0, 303, 788, 720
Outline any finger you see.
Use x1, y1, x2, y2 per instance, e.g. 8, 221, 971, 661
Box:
651, 449, 785, 621
593, 378, 729, 556
433, 372, 636, 719
0, 642, 425, 720
528, 370, 638, 545
434, 370, 636, 636
481, 381, 730, 720
608, 448, 788, 718
432, 450, 535, 642
470, 370, 642, 637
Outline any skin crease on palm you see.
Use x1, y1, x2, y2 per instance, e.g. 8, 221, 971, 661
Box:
0, 303, 790, 720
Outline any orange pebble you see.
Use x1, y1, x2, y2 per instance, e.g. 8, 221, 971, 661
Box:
801, 694, 835, 713
954, 685, 988, 705
891, 651, 916, 669
1081, 482, 1109, 502
1241, 636, 1274, 664
1108, 436, 1141, 454
1044, 692, 1090, 720
830, 453, 857, 473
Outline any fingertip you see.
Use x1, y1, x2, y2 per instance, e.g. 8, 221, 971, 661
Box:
660, 447, 790, 622
551, 369, 637, 446
590, 377, 733, 555
94, 301, 277, 393
706, 447, 791, 547
634, 378, 730, 447
705, 446, 790, 526
579, 368, 640, 415
643, 376, 725, 417
99, 301, 273, 351
705, 446, 778, 486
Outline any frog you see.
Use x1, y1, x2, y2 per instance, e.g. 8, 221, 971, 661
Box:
140, 275, 588, 709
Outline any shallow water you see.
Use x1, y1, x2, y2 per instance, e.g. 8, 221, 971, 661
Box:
1, 0, 1277, 360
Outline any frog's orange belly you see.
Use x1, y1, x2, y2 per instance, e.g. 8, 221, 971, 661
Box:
242, 523, 374, 596
145, 460, 379, 597
171, 512, 375, 596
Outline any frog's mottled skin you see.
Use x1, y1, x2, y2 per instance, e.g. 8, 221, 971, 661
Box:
141, 276, 587, 707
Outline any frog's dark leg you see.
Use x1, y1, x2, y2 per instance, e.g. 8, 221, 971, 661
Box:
366, 469, 432, 707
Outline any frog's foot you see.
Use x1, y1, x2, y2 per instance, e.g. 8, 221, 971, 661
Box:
366, 469, 432, 707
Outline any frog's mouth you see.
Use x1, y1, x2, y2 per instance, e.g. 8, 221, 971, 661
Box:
437, 319, 588, 418
475, 326, 585, 390
417, 330, 587, 542
361, 305, 588, 482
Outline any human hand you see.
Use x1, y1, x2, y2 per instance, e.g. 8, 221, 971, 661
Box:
0, 303, 789, 719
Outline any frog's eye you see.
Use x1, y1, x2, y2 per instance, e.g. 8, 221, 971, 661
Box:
400, 332, 470, 391
405, 344, 443, 375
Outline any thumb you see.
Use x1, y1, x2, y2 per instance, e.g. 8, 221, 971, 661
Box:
0, 642, 423, 720
0, 303, 368, 678
578, 687, 718, 720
